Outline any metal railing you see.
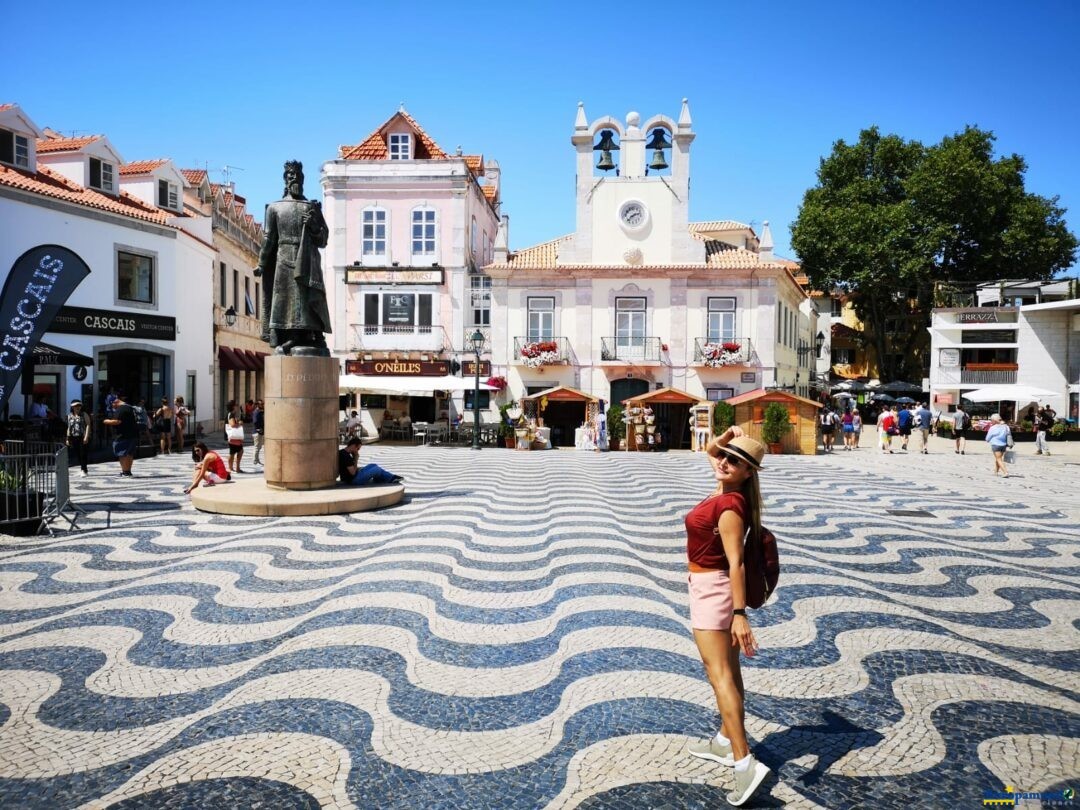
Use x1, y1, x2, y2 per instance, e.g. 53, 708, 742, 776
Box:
933, 368, 1018, 385
513, 337, 570, 364
1, 441, 84, 535
693, 337, 755, 366
600, 336, 663, 362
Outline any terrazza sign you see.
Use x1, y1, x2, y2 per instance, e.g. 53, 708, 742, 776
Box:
346, 359, 450, 376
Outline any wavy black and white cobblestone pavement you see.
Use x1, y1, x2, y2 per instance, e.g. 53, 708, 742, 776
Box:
1, 440, 1077, 808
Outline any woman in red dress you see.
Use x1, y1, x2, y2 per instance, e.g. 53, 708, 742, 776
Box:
183, 442, 231, 494
685, 426, 770, 806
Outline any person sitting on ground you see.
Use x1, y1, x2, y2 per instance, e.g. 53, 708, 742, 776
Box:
184, 442, 231, 493
338, 437, 403, 485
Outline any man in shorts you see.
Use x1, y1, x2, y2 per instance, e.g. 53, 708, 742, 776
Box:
915, 402, 933, 454
103, 392, 138, 477
897, 404, 914, 451
819, 407, 837, 453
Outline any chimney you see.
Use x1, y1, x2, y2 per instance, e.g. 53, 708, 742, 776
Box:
758, 220, 774, 262
493, 214, 509, 264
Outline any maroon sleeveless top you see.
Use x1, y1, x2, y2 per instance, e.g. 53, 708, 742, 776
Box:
684, 491, 747, 570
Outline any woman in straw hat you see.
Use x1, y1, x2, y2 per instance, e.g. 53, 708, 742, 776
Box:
685, 425, 770, 806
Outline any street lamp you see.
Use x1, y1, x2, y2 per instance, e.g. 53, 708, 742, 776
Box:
470, 329, 485, 450
224, 306, 237, 327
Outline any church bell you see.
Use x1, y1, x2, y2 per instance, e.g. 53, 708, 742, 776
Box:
646, 128, 671, 170
594, 129, 619, 172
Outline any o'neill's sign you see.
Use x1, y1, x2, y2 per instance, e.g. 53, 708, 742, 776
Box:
0, 245, 91, 411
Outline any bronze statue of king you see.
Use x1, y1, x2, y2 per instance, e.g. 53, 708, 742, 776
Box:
255, 161, 332, 355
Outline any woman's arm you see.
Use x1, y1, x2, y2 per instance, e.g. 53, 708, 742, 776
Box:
718, 509, 758, 657
706, 425, 746, 458
184, 458, 209, 494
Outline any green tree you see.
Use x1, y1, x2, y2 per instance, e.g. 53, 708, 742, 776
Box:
791, 126, 1077, 382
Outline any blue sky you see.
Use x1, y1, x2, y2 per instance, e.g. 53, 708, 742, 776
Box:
6, 0, 1079, 269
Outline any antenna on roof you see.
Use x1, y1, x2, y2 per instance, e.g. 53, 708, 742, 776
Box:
220, 165, 244, 192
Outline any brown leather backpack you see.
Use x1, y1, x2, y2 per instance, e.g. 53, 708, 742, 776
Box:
745, 526, 780, 609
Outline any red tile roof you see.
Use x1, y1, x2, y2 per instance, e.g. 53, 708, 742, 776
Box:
181, 168, 208, 185
725, 388, 822, 408
0, 104, 15, 112
35, 135, 102, 153
0, 163, 173, 225
690, 220, 751, 233
481, 184, 498, 203
463, 155, 484, 175
339, 110, 449, 160
119, 159, 168, 176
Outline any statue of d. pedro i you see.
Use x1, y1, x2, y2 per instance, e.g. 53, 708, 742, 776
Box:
255, 161, 332, 355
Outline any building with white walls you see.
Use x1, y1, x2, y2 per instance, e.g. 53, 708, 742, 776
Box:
0, 103, 216, 432
484, 101, 816, 445
321, 108, 501, 430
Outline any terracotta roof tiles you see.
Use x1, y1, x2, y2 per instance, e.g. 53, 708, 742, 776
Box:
0, 164, 173, 225
481, 184, 498, 202
119, 159, 168, 176
502, 235, 574, 268
35, 135, 102, 153
690, 220, 751, 233
181, 168, 208, 185
463, 155, 483, 175
339, 109, 449, 161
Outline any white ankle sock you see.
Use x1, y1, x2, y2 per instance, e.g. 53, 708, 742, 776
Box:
714, 731, 731, 747
733, 753, 752, 771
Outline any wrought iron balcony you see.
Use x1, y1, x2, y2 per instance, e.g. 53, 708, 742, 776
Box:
932, 365, 1018, 385
600, 336, 663, 363
693, 337, 754, 367
513, 337, 570, 365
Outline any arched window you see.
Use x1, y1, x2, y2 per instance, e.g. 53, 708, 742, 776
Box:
361, 206, 388, 261
411, 206, 437, 257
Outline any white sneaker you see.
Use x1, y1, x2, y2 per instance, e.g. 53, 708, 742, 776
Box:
80, 470, 88, 477
687, 736, 735, 767
727, 756, 770, 806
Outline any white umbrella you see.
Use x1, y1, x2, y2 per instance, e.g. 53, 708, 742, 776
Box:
962, 385, 1065, 404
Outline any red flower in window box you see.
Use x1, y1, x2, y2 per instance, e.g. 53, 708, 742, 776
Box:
722, 341, 742, 353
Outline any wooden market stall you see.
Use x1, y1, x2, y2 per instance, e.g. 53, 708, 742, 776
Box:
621, 387, 710, 451
523, 385, 599, 448
724, 388, 822, 455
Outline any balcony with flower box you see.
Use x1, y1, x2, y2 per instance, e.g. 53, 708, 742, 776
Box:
600, 337, 663, 364
513, 337, 570, 367
693, 337, 754, 367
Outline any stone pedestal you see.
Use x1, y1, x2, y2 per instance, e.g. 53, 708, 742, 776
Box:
263, 354, 339, 490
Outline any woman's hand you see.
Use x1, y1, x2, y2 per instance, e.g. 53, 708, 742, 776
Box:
727, 425, 746, 439
731, 615, 758, 657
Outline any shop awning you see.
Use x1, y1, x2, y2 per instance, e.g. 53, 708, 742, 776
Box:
31, 341, 92, 366
339, 374, 497, 395
239, 350, 260, 372
218, 346, 246, 371
248, 351, 268, 370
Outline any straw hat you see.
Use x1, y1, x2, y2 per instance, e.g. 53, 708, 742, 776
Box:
717, 435, 766, 470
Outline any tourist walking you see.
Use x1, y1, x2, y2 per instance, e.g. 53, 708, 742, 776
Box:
103, 392, 137, 477
819, 407, 837, 453
685, 426, 771, 806
173, 396, 190, 454
915, 402, 933, 454
183, 442, 231, 493
1035, 406, 1054, 456
840, 407, 855, 450
897, 404, 913, 452
851, 409, 862, 448
225, 400, 245, 474
953, 407, 969, 455
153, 397, 174, 455
878, 407, 897, 453
985, 414, 1011, 477
252, 400, 265, 465
65, 400, 90, 477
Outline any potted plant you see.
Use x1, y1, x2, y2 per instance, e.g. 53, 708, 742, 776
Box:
713, 401, 735, 436
498, 403, 516, 448
607, 404, 625, 450
1, 467, 45, 537
760, 402, 791, 455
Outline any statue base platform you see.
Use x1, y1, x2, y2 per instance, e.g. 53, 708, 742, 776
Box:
190, 478, 404, 516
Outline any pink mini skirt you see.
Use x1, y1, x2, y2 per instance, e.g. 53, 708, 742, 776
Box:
688, 569, 733, 631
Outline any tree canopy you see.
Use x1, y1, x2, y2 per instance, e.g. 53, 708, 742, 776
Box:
791, 126, 1077, 382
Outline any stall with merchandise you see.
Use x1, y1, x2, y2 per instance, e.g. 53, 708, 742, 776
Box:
621, 387, 710, 451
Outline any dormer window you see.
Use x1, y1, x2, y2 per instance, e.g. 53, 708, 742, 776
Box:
0, 129, 29, 168
89, 156, 115, 192
157, 179, 179, 210
389, 133, 411, 160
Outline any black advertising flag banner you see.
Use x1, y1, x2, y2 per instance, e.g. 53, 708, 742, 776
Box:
0, 245, 91, 411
